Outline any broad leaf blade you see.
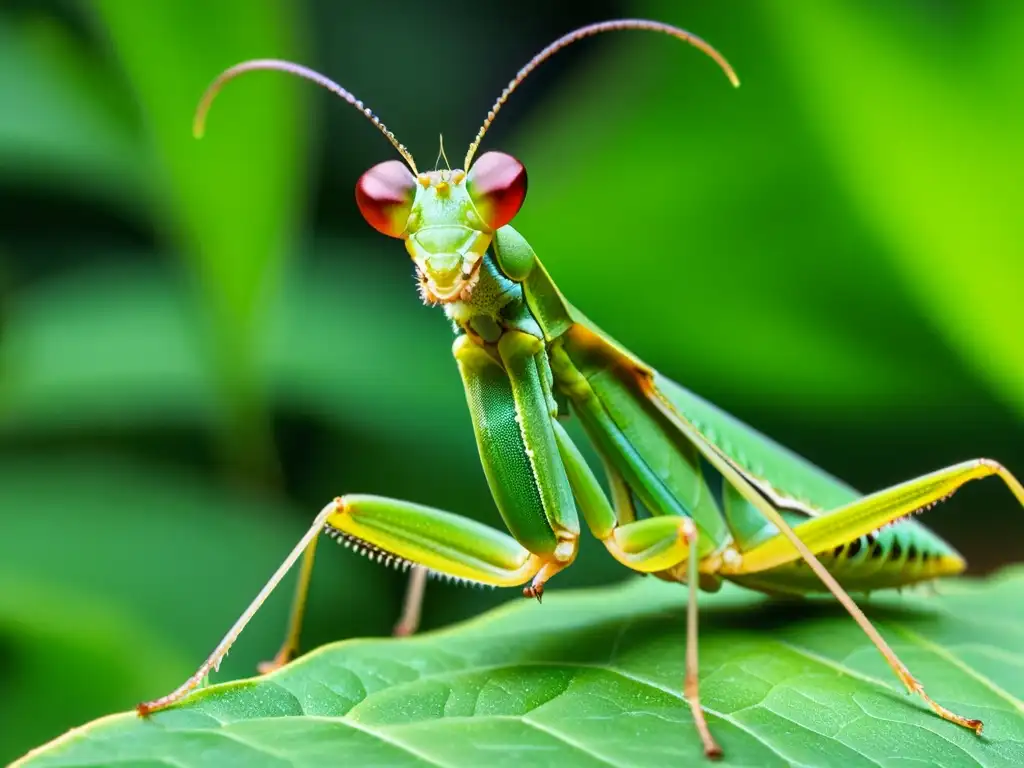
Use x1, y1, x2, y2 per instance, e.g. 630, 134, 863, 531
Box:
0, 16, 148, 213
15, 568, 1024, 767
0, 575, 186, 766
509, 1, 984, 419
764, 2, 1024, 418
0, 252, 464, 443
89, 0, 307, 471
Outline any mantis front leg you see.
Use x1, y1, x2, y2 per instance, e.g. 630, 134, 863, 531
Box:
137, 329, 583, 714
136, 494, 546, 714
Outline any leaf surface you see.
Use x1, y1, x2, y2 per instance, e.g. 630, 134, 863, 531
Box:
15, 567, 1024, 767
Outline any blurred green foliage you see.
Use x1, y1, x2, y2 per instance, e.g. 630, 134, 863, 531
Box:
1, 0, 1021, 763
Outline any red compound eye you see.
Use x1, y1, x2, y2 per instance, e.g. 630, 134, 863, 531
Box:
466, 151, 527, 230
355, 160, 417, 238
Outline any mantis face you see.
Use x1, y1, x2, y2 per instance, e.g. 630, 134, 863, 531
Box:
355, 151, 527, 303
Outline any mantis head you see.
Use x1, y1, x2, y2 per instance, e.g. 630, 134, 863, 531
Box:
355, 151, 527, 302
192, 20, 738, 305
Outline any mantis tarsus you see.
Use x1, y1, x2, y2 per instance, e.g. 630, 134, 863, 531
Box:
136, 18, 1024, 759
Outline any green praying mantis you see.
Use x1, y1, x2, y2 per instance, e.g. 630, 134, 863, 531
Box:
136, 19, 1024, 759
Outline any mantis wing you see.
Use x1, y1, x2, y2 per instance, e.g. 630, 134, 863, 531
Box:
500, 226, 967, 589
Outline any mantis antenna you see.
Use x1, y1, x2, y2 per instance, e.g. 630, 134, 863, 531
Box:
464, 18, 741, 170
438, 134, 452, 171
193, 58, 419, 175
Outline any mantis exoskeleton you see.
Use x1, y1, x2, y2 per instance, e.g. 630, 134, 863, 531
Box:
136, 19, 1024, 759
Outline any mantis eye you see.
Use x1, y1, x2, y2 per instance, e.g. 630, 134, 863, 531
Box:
466, 151, 527, 230
355, 160, 417, 238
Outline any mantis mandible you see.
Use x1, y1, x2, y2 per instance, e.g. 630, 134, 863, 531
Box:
136, 19, 1024, 759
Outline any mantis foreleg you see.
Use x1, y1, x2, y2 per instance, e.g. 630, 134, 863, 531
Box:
136, 493, 547, 714
553, 418, 693, 570
456, 331, 581, 597
138, 328, 585, 714
258, 329, 581, 669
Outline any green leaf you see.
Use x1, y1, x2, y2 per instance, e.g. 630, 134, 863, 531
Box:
763, 2, 1024, 418
0, 574, 187, 765
14, 567, 1024, 767
89, 0, 308, 471
503, 0, 991, 423
0, 251, 463, 444
0, 15, 149, 213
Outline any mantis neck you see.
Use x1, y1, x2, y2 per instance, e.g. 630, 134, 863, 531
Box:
442, 253, 524, 342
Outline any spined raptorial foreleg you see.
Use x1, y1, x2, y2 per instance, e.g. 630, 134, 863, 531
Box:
138, 329, 588, 715
136, 494, 551, 715
454, 330, 583, 598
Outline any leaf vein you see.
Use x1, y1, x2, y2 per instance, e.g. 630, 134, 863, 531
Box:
207, 727, 298, 768
520, 718, 622, 767
746, 705, 883, 768
317, 716, 455, 768
774, 639, 899, 693
600, 665, 796, 764
883, 622, 1024, 713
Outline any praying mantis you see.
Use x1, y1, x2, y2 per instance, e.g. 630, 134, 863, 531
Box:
136, 19, 1024, 759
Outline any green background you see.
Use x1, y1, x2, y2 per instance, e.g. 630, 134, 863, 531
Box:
1, 1, 1021, 764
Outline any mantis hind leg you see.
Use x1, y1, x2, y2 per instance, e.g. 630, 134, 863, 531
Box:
710, 458, 1023, 735
723, 458, 1024, 579
392, 566, 428, 637
644, 380, 998, 736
